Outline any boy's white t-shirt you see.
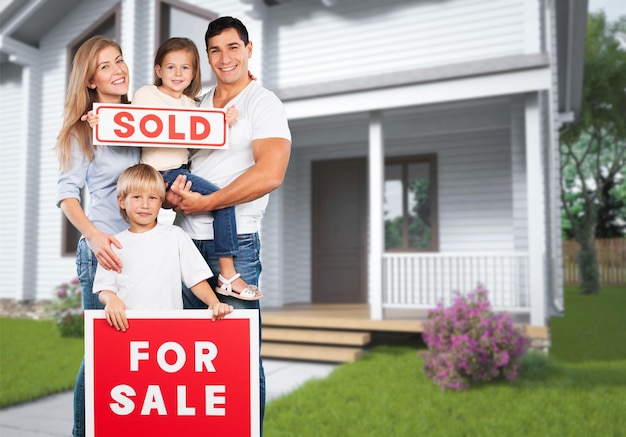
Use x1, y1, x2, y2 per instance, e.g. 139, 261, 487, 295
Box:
133, 85, 196, 171
92, 223, 213, 310
175, 80, 292, 240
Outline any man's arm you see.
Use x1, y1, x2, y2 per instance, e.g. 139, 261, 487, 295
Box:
169, 137, 291, 214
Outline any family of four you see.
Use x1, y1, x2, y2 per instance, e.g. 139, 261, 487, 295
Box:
55, 16, 291, 437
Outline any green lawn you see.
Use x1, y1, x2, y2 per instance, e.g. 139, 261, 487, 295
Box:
264, 286, 626, 436
1, 286, 626, 437
0, 318, 83, 407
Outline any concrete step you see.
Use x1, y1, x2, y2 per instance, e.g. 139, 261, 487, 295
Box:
262, 342, 363, 363
262, 327, 371, 346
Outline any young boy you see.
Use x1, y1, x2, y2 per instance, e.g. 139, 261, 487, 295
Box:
93, 163, 233, 331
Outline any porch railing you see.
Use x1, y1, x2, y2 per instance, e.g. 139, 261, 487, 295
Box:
382, 252, 530, 313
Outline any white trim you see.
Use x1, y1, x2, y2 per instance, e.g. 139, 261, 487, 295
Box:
525, 93, 546, 326
0, 35, 39, 66
284, 67, 552, 120
368, 111, 384, 320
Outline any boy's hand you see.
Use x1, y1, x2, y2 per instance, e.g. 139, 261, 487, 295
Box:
102, 292, 129, 331
209, 302, 234, 320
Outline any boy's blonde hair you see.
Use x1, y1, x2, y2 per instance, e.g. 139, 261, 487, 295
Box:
117, 164, 166, 223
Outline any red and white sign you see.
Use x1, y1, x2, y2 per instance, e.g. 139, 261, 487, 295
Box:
84, 309, 259, 437
92, 103, 228, 149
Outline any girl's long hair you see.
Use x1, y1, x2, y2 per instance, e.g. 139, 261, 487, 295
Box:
55, 36, 129, 171
153, 37, 202, 100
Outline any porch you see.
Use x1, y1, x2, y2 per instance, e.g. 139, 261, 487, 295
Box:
261, 302, 547, 363
382, 252, 530, 312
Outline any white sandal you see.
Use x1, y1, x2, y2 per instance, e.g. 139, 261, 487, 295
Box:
215, 273, 263, 301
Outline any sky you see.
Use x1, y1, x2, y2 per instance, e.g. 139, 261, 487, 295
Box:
588, 0, 626, 21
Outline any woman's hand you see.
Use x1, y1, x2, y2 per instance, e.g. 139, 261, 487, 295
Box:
88, 230, 123, 273
80, 111, 100, 128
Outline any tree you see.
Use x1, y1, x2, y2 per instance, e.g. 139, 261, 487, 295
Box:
562, 173, 626, 239
560, 12, 626, 294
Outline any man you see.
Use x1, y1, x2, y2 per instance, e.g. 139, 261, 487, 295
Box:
168, 16, 292, 432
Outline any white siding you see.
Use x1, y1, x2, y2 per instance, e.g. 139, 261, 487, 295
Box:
264, 0, 528, 89
0, 0, 561, 319
35, 0, 123, 300
0, 63, 25, 299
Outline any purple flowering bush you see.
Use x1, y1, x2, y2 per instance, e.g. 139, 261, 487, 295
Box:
51, 277, 84, 337
419, 286, 529, 391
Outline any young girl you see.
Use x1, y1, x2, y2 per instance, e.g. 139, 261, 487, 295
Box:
134, 37, 262, 301
56, 35, 140, 437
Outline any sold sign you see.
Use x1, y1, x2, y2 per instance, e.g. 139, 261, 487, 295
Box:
84, 309, 260, 437
92, 103, 228, 149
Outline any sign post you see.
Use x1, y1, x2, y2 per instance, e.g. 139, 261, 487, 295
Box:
85, 309, 259, 437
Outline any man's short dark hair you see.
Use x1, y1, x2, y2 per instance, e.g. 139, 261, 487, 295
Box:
205, 16, 249, 50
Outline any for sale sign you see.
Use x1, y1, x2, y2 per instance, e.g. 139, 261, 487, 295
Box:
84, 309, 260, 437
92, 103, 228, 148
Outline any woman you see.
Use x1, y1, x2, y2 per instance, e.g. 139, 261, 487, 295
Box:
55, 35, 140, 437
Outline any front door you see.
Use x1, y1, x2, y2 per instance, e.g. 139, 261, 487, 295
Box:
312, 158, 367, 303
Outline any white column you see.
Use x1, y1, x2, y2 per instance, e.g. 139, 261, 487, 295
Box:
369, 111, 384, 320
525, 93, 546, 326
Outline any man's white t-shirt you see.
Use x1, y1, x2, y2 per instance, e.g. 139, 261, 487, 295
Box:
92, 224, 213, 309
174, 80, 292, 240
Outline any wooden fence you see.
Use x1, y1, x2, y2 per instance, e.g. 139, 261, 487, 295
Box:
563, 238, 626, 286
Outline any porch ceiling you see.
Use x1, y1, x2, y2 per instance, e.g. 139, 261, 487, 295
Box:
0, 0, 82, 63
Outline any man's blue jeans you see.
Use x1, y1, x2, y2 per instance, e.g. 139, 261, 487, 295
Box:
161, 166, 238, 257
72, 237, 102, 437
183, 233, 266, 435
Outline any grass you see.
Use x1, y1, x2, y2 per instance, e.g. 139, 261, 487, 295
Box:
1, 286, 625, 436
264, 285, 626, 436
0, 318, 83, 407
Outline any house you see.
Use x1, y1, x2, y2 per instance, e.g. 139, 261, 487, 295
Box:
0, 0, 587, 330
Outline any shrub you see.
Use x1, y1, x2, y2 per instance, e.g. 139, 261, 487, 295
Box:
419, 286, 529, 391
51, 277, 84, 337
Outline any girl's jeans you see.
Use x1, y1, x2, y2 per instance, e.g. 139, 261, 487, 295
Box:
161, 165, 238, 257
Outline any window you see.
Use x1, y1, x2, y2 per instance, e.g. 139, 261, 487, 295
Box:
62, 8, 119, 256
384, 154, 438, 251
158, 1, 217, 91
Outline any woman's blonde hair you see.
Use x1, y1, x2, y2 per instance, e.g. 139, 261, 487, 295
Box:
116, 164, 166, 223
153, 37, 202, 100
55, 36, 129, 171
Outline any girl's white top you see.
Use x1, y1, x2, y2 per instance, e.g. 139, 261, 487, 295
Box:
134, 85, 196, 171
